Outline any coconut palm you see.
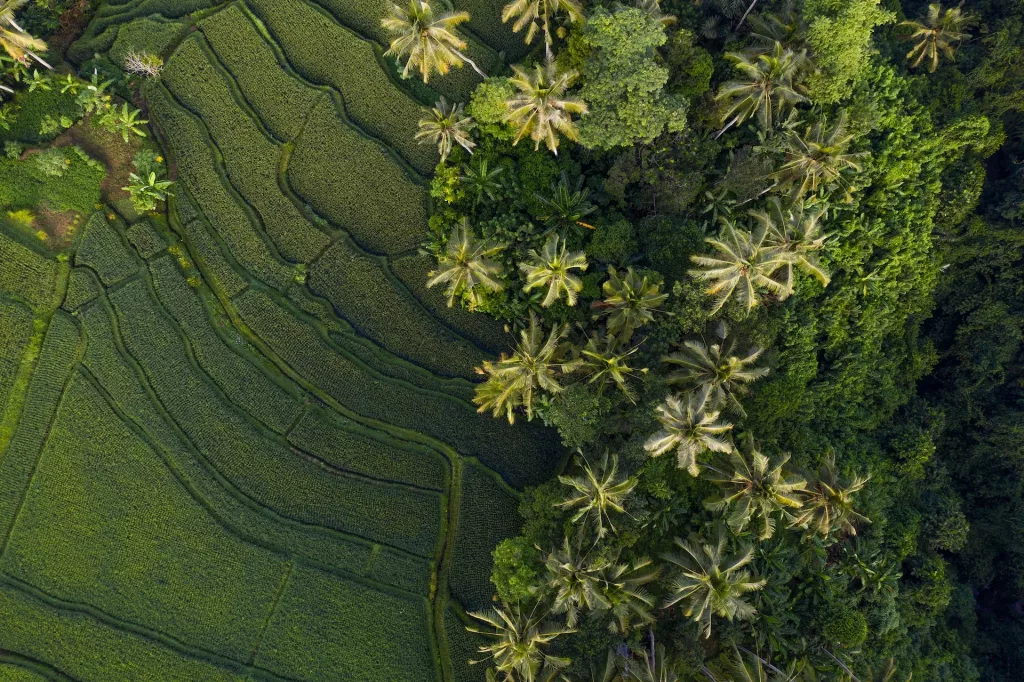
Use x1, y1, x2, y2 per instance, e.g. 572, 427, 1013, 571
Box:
521, 233, 589, 307
634, 0, 676, 27
747, 1, 805, 51
789, 452, 870, 540
769, 112, 867, 201
502, 0, 583, 55
382, 0, 486, 83
900, 2, 973, 73
704, 445, 807, 540
756, 198, 831, 292
506, 59, 587, 155
545, 539, 611, 627
662, 320, 768, 417
593, 267, 668, 341
644, 387, 734, 476
622, 644, 680, 682
715, 42, 807, 136
535, 172, 597, 236
662, 526, 766, 638
427, 219, 504, 308
558, 452, 637, 540
468, 603, 573, 682
578, 650, 621, 682
601, 557, 661, 634
689, 218, 790, 315
580, 334, 643, 401
461, 158, 505, 206
0, 0, 48, 68
474, 314, 579, 423
416, 97, 476, 162
707, 646, 797, 682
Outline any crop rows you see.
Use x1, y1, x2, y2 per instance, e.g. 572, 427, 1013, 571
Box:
199, 3, 324, 143
125, 220, 167, 260
74, 213, 138, 286
0, 233, 58, 311
245, 0, 438, 174
143, 82, 294, 290
254, 564, 438, 682
162, 36, 330, 264
0, 662, 48, 682
287, 405, 448, 491
0, 372, 285, 661
61, 268, 99, 312
108, 277, 442, 557
0, 301, 34, 418
444, 604, 488, 682
308, 237, 485, 379
451, 0, 533, 61
180, 218, 249, 298
108, 15, 186, 68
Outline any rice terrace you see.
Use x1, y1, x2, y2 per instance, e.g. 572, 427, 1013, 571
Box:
2, 0, 1024, 680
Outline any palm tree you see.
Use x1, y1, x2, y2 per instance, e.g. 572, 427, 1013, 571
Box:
474, 314, 579, 423
601, 557, 661, 635
689, 218, 790, 315
704, 445, 806, 540
461, 158, 505, 206
622, 644, 680, 682
756, 198, 831, 292
789, 452, 869, 540
644, 387, 734, 476
427, 219, 504, 308
0, 0, 48, 68
416, 97, 476, 162
535, 172, 597, 236
520, 233, 589, 307
580, 334, 642, 401
662, 526, 766, 638
578, 650, 621, 682
506, 59, 587, 155
769, 112, 867, 201
593, 267, 668, 342
558, 452, 637, 540
382, 0, 486, 83
545, 538, 610, 627
468, 603, 573, 682
707, 646, 796, 682
662, 320, 768, 417
715, 41, 806, 136
634, 0, 676, 27
900, 2, 973, 73
502, 0, 583, 57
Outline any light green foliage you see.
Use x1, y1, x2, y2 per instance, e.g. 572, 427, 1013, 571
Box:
820, 602, 869, 648
664, 28, 713, 99
803, 0, 896, 104
492, 535, 543, 603
0, 231, 57, 310
0, 145, 103, 217
575, 7, 686, 150
468, 77, 516, 140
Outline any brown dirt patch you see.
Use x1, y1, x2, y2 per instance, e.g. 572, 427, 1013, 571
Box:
53, 118, 142, 203
48, 0, 94, 58
35, 206, 79, 248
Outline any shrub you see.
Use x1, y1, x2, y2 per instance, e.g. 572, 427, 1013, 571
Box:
491, 535, 543, 603
820, 602, 869, 648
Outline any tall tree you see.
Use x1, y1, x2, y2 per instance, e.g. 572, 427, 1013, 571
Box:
644, 387, 734, 476
416, 97, 475, 162
468, 604, 573, 682
427, 219, 504, 308
382, 0, 485, 83
0, 0, 48, 68
501, 0, 583, 56
900, 2, 974, 73
754, 198, 832, 291
580, 333, 642, 401
600, 557, 661, 635
545, 538, 610, 627
505, 59, 588, 155
558, 452, 637, 540
715, 41, 807, 135
520, 233, 589, 307
789, 452, 869, 540
593, 267, 668, 342
768, 112, 867, 201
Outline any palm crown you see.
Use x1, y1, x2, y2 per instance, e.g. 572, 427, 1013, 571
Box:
502, 0, 583, 55
545, 538, 610, 627
580, 333, 642, 401
662, 320, 768, 417
662, 526, 766, 638
558, 452, 636, 540
468, 604, 573, 682
382, 0, 484, 83
416, 97, 475, 162
715, 41, 807, 135
756, 198, 832, 292
600, 557, 660, 635
901, 2, 973, 73
520, 233, 589, 307
0, 0, 47, 68
505, 59, 587, 155
644, 387, 734, 476
789, 452, 870, 540
770, 112, 867, 201
593, 266, 668, 342
427, 219, 504, 308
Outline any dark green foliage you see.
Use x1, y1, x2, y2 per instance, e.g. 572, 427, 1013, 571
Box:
108, 16, 186, 65
0, 88, 80, 145
819, 602, 869, 648
0, 146, 104, 218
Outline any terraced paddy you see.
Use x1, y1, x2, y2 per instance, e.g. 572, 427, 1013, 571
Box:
0, 2, 554, 680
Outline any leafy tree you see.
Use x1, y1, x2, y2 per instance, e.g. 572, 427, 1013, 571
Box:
662, 525, 766, 637
501, 0, 583, 56
468, 603, 573, 682
715, 42, 807, 135
545, 538, 610, 627
767, 112, 867, 201
789, 452, 869, 540
574, 7, 687, 151
521, 233, 589, 307
0, 0, 48, 68
558, 452, 636, 540
474, 314, 579, 423
592, 266, 668, 342
580, 334, 642, 401
704, 445, 807, 540
900, 2, 974, 73
644, 387, 734, 476
382, 0, 485, 83
754, 198, 831, 291
427, 218, 504, 308
600, 557, 660, 634
662, 320, 769, 417
416, 97, 475, 162
689, 218, 789, 315
505, 59, 587, 155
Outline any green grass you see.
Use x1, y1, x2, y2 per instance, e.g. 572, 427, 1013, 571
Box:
180, 217, 249, 297
0, 301, 34, 421
0, 147, 104, 217
448, 461, 523, 611
74, 213, 138, 286
162, 35, 331, 264
0, 232, 58, 311
60, 268, 100, 312
199, 3, 324, 142
288, 96, 428, 256
254, 564, 438, 682
0, 371, 286, 660
308, 237, 486, 379
451, 0, 534, 61
245, 0, 438, 174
